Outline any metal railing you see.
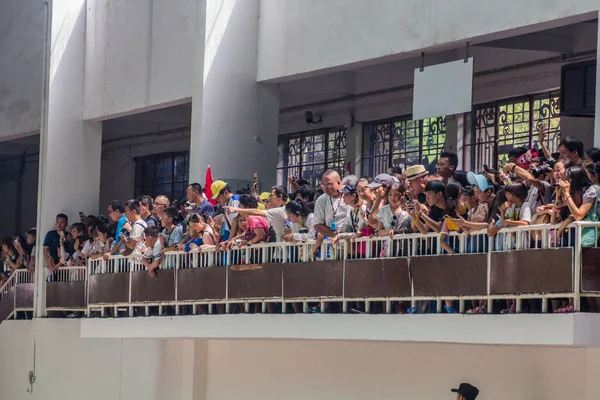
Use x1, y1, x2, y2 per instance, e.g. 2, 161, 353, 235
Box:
0, 269, 34, 321
81, 221, 600, 316
47, 266, 87, 282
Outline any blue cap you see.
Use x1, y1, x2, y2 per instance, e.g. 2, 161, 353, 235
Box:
466, 172, 490, 191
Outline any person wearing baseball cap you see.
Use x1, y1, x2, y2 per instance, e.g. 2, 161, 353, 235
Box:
451, 383, 479, 400
366, 173, 398, 189
210, 180, 239, 240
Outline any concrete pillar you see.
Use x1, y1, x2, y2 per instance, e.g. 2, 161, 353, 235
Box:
445, 115, 461, 168
35, 0, 102, 316
595, 19, 600, 148
347, 122, 363, 177
189, 0, 280, 190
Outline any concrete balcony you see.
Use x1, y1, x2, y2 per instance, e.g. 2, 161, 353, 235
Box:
4, 222, 600, 346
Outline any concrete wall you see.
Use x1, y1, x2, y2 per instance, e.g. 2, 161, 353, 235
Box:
258, 0, 599, 81
83, 0, 196, 120
207, 339, 591, 400
3, 319, 600, 400
0, 320, 196, 400
0, 0, 45, 139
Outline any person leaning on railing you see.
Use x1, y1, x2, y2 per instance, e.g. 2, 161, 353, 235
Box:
224, 185, 289, 243
221, 194, 268, 250
439, 182, 469, 255
175, 213, 216, 252
142, 226, 162, 277
283, 200, 315, 243
89, 224, 115, 264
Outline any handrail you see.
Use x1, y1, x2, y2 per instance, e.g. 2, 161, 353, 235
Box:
48, 266, 87, 282
89, 222, 598, 270
80, 221, 600, 316
0, 273, 17, 301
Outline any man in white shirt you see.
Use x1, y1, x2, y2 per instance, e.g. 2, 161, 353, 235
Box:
121, 199, 147, 257
224, 185, 288, 242
314, 170, 351, 238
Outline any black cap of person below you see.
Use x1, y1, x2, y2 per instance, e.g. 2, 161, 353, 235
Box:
451, 383, 479, 400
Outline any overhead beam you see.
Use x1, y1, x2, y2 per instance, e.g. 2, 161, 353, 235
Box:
475, 33, 575, 53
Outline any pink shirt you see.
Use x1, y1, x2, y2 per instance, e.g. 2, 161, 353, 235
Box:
245, 216, 269, 242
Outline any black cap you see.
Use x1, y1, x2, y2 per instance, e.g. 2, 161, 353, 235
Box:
451, 383, 479, 400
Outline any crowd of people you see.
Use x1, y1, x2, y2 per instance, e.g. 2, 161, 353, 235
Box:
2, 129, 599, 315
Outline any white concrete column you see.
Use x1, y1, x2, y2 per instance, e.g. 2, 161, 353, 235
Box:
346, 122, 362, 177
444, 115, 461, 168
189, 0, 280, 189
35, 0, 102, 316
595, 15, 600, 148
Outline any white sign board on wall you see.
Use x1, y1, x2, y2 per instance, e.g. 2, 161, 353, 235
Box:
413, 57, 474, 120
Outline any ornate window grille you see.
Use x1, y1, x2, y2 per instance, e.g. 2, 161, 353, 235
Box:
361, 116, 447, 177
135, 152, 189, 201
277, 127, 347, 189
466, 91, 561, 171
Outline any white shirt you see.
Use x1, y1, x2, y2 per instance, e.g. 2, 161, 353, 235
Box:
143, 240, 163, 262
292, 214, 316, 242
313, 194, 350, 231
130, 219, 148, 256
377, 205, 412, 233
342, 205, 368, 234
264, 207, 288, 242
224, 198, 239, 233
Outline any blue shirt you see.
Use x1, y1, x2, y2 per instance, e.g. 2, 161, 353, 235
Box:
184, 237, 203, 252
115, 215, 127, 244
43, 230, 72, 264
195, 200, 215, 218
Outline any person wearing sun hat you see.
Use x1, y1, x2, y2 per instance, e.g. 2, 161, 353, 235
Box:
405, 165, 429, 205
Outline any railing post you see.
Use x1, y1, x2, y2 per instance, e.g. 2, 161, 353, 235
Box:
174, 253, 180, 316
486, 235, 493, 314
574, 223, 582, 312
128, 258, 133, 318
86, 259, 91, 317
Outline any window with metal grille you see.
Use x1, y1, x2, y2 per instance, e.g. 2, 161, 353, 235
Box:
361, 116, 447, 177
135, 152, 189, 202
465, 91, 561, 171
277, 127, 347, 189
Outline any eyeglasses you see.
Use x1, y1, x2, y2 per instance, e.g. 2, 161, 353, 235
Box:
390, 215, 398, 227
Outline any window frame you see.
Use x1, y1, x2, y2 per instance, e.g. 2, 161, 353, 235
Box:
466, 90, 561, 171
277, 127, 347, 189
134, 151, 190, 202
361, 115, 447, 177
